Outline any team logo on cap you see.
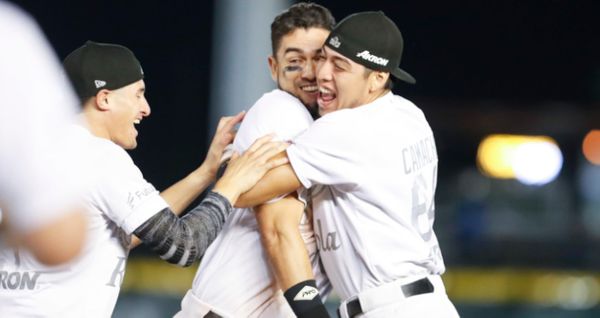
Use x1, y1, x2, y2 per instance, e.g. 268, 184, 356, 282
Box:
94, 80, 107, 88
356, 50, 389, 66
329, 36, 341, 48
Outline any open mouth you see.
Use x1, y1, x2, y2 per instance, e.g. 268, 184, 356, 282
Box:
133, 119, 141, 135
318, 86, 336, 109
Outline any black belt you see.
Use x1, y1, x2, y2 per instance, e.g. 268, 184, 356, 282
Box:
340, 277, 435, 318
203, 311, 222, 318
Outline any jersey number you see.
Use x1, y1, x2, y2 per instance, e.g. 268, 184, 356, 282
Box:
410, 168, 437, 243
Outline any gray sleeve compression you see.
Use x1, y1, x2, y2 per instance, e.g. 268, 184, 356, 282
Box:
133, 191, 232, 267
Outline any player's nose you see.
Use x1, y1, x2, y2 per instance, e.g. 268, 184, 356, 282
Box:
140, 98, 151, 117
317, 60, 332, 83
302, 59, 316, 80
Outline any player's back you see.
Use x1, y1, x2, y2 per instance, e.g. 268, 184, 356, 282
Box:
184, 89, 328, 317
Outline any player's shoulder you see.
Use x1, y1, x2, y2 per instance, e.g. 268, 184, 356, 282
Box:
73, 125, 137, 170
250, 89, 308, 115
388, 94, 431, 128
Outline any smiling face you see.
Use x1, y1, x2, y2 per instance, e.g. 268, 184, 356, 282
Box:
268, 27, 330, 115
104, 80, 150, 149
317, 46, 389, 116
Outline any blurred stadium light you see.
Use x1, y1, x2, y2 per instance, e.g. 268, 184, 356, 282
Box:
583, 130, 600, 165
477, 134, 563, 185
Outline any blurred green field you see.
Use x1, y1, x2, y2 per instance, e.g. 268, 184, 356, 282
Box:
114, 258, 600, 317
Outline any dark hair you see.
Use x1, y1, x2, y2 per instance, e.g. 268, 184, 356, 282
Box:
364, 68, 395, 90
271, 2, 335, 56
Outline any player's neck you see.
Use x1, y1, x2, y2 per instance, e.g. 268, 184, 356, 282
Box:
360, 89, 390, 107
79, 111, 110, 141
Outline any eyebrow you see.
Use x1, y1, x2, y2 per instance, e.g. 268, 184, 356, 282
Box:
284, 47, 303, 55
138, 87, 145, 94
283, 47, 322, 56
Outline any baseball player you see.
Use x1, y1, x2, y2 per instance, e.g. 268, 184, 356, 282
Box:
0, 1, 87, 265
175, 3, 334, 318
237, 11, 460, 318
0, 40, 288, 317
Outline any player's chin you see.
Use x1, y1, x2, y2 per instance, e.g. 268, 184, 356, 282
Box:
122, 136, 138, 150
299, 90, 319, 105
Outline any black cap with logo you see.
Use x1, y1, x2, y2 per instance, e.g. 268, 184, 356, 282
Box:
325, 11, 416, 84
63, 41, 144, 101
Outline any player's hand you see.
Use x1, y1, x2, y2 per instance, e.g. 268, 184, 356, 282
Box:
213, 134, 289, 204
200, 111, 245, 179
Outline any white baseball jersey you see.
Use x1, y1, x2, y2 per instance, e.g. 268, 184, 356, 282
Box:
0, 1, 85, 233
287, 92, 445, 300
0, 124, 168, 317
185, 89, 330, 317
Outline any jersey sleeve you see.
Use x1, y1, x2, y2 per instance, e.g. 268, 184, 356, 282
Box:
286, 111, 364, 190
95, 147, 168, 235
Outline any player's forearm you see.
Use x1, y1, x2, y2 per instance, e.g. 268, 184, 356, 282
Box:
264, 226, 313, 290
160, 166, 215, 215
256, 197, 313, 290
133, 191, 231, 266
236, 163, 301, 208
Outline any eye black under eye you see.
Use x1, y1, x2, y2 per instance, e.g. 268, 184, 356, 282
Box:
283, 65, 302, 72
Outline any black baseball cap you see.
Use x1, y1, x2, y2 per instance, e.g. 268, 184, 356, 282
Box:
63, 41, 144, 100
324, 11, 416, 84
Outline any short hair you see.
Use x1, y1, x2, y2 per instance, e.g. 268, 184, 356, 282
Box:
270, 2, 335, 56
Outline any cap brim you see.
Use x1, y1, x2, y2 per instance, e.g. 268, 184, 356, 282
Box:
391, 68, 416, 84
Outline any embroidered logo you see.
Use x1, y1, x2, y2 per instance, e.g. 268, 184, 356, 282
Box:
356, 50, 389, 66
329, 36, 341, 48
94, 80, 107, 88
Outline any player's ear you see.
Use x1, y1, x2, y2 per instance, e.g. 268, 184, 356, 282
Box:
369, 71, 389, 93
267, 55, 278, 82
94, 89, 111, 111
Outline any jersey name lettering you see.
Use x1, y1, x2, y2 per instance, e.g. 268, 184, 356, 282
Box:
402, 135, 437, 174
0, 270, 41, 290
315, 219, 341, 252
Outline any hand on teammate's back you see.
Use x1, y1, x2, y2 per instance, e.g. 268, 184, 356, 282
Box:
213, 134, 289, 204
201, 111, 246, 178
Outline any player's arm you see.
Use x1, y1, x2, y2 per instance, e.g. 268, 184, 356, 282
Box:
160, 111, 245, 213
21, 208, 87, 265
129, 112, 244, 249
256, 195, 312, 288
132, 136, 288, 266
2, 207, 87, 266
256, 195, 329, 317
234, 157, 301, 208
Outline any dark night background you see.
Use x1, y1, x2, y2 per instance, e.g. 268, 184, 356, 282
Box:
14, 0, 599, 191
9, 0, 600, 316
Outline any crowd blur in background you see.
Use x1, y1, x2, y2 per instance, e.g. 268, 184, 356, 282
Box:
6, 0, 600, 317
